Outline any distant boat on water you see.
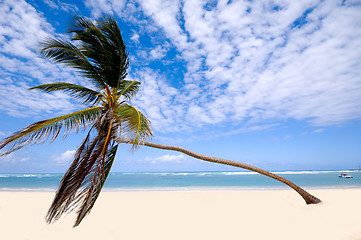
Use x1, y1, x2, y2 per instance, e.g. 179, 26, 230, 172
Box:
339, 172, 353, 178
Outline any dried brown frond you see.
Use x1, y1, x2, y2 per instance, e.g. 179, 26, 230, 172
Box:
46, 114, 120, 227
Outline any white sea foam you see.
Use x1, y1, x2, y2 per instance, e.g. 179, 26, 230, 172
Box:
0, 174, 35, 178
220, 172, 257, 175
112, 171, 351, 176
0, 187, 56, 192
0, 173, 61, 178
0, 171, 353, 179
20, 174, 37, 177
273, 170, 353, 175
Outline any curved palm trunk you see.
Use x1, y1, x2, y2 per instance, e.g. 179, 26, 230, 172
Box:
116, 138, 321, 204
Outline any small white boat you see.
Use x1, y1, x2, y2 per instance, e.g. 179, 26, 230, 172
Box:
339, 172, 353, 178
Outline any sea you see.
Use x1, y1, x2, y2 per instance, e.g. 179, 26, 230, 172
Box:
1, 170, 361, 191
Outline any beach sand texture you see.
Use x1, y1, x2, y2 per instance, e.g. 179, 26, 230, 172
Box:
0, 189, 360, 240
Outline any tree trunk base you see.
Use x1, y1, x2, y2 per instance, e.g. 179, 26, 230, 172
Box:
304, 194, 322, 204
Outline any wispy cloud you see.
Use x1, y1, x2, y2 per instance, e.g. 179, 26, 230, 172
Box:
131, 68, 187, 132
313, 128, 325, 134
85, 0, 127, 18
224, 123, 280, 136
142, 154, 187, 164
0, 152, 29, 163
130, 0, 361, 129
2, 0, 361, 137
0, 0, 53, 58
0, 0, 87, 118
0, 76, 77, 117
130, 30, 140, 43
54, 150, 75, 164
43, 0, 79, 13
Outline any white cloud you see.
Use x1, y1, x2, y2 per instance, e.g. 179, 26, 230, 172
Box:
139, 0, 188, 50
0, 0, 54, 58
130, 31, 140, 43
223, 123, 280, 137
84, 0, 127, 18
149, 45, 168, 60
54, 150, 76, 164
0, 76, 77, 117
0, 152, 29, 163
133, 44, 169, 63
0, 0, 87, 118
2, 0, 361, 138
86, 0, 361, 132
143, 154, 187, 164
313, 128, 325, 134
43, 0, 58, 9
131, 68, 187, 132
43, 0, 79, 12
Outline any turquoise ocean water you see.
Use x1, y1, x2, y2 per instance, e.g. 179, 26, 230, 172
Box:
1, 170, 361, 191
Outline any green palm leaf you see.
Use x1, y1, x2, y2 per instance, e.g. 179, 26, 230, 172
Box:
115, 104, 153, 149
98, 16, 129, 84
41, 38, 104, 89
0, 107, 103, 156
41, 38, 87, 64
118, 80, 140, 100
68, 16, 129, 88
30, 83, 101, 105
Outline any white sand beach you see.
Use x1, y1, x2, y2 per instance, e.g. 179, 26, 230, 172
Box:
0, 189, 360, 240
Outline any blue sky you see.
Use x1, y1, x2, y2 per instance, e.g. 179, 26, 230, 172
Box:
0, 0, 361, 173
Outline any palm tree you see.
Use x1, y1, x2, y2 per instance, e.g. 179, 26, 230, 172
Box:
0, 15, 320, 227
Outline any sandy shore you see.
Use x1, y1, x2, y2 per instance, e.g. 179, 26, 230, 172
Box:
0, 189, 360, 240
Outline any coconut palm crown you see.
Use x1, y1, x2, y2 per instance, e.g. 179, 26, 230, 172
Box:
0, 16, 152, 227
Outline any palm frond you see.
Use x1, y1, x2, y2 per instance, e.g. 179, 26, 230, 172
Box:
41, 16, 130, 91
67, 15, 97, 35
41, 38, 87, 64
0, 107, 103, 156
41, 38, 104, 89
115, 104, 153, 149
30, 83, 101, 105
46, 117, 119, 227
74, 143, 117, 226
46, 130, 97, 222
67, 16, 129, 88
118, 80, 140, 100
98, 16, 129, 84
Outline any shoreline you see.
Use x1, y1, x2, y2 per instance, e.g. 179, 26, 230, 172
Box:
1, 184, 361, 192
